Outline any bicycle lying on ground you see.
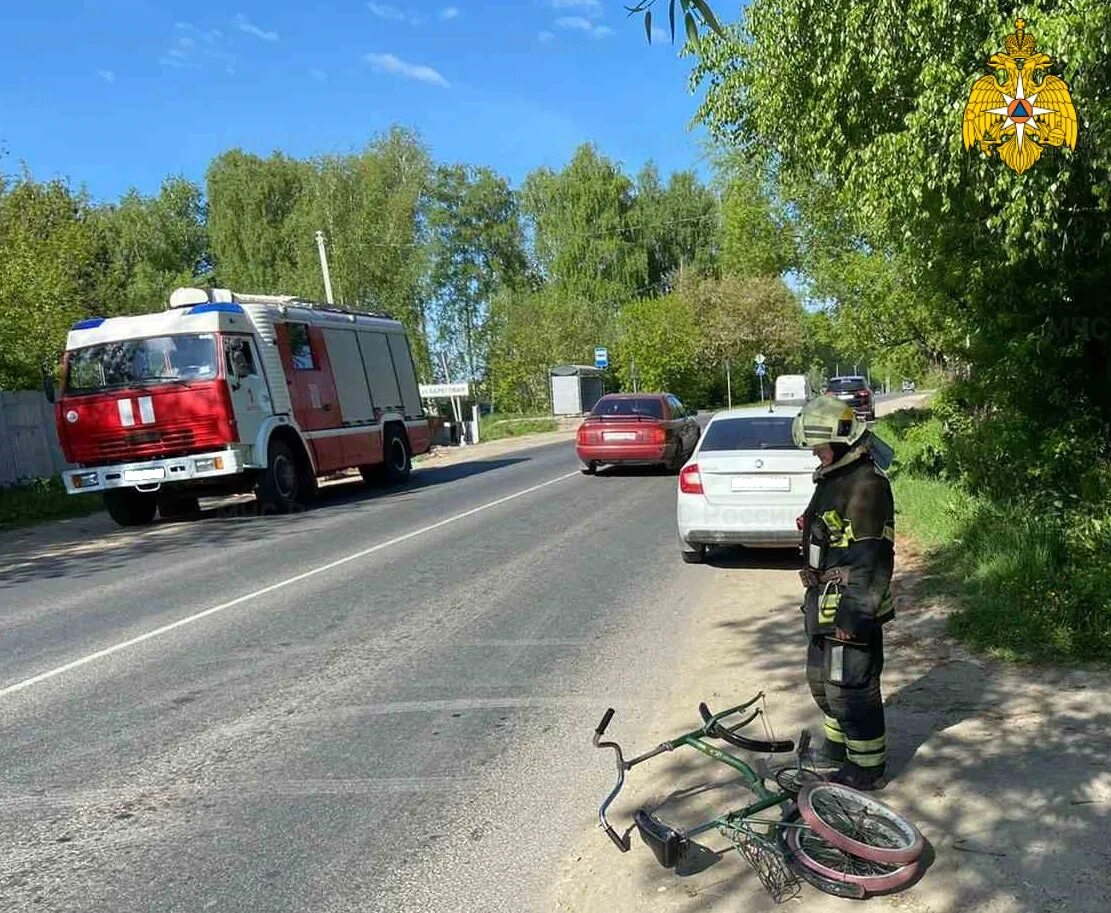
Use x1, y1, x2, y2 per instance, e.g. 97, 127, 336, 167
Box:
593, 693, 926, 901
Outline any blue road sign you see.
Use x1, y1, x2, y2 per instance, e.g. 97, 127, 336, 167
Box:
755, 363, 767, 377
594, 347, 609, 369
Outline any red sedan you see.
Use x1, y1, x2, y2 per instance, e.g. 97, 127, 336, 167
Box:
576, 393, 701, 475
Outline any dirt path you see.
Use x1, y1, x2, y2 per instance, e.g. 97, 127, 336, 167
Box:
548, 534, 1111, 912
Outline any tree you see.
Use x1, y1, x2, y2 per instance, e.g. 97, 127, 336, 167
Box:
691, 1, 1111, 494
681, 273, 805, 372
520, 144, 647, 308
97, 176, 208, 316
426, 164, 528, 383
718, 159, 794, 280
0, 176, 105, 390
631, 164, 719, 289
613, 294, 705, 403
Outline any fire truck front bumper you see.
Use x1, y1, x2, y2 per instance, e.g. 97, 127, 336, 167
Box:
64, 448, 245, 495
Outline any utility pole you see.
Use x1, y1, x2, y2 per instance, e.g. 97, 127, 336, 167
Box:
725, 359, 732, 408
314, 230, 335, 305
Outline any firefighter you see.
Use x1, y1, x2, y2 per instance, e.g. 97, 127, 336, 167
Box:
792, 395, 895, 790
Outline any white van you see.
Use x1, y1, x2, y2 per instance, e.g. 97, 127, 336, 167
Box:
774, 374, 812, 405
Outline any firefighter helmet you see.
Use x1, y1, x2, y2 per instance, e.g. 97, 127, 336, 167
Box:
792, 394, 867, 448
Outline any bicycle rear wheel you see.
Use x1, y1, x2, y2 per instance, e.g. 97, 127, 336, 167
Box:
784, 825, 918, 894
797, 782, 924, 866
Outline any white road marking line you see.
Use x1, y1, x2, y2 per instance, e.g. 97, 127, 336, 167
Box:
0, 470, 580, 700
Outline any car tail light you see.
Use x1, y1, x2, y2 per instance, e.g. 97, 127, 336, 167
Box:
577, 425, 588, 444
860, 389, 871, 399
648, 425, 667, 445
679, 463, 703, 495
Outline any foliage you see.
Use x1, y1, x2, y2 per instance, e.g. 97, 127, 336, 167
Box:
880, 407, 1111, 664
478, 414, 559, 441
613, 294, 705, 403
631, 164, 720, 289
627, 0, 724, 50
0, 176, 105, 389
0, 477, 102, 530
520, 144, 648, 308
206, 128, 434, 374
690, 0, 1111, 502
486, 286, 612, 413
97, 176, 209, 317
426, 164, 529, 382
717, 158, 794, 280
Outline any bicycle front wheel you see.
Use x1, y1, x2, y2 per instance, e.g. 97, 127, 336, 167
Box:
797, 782, 924, 865
784, 825, 918, 894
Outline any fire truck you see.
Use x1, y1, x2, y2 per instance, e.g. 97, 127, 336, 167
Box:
53, 287, 432, 527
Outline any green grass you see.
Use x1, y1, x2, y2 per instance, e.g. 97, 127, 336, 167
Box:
0, 477, 103, 532
879, 409, 1111, 665
478, 414, 559, 442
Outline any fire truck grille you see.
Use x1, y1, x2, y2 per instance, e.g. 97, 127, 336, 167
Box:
90, 420, 222, 462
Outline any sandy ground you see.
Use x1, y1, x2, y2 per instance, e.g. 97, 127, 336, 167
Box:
548, 396, 1110, 913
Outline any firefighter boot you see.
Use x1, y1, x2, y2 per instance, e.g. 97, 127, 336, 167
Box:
828, 761, 887, 791
806, 738, 847, 770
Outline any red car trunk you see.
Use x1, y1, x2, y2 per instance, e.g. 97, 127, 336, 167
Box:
57, 381, 236, 467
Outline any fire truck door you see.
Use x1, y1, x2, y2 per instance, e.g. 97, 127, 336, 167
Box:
223, 335, 268, 448
275, 323, 345, 473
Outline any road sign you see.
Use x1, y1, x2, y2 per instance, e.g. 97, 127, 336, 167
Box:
419, 383, 470, 399
754, 353, 766, 366
755, 364, 767, 377
594, 347, 609, 369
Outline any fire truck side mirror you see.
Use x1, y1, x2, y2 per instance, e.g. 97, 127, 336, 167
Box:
42, 369, 56, 404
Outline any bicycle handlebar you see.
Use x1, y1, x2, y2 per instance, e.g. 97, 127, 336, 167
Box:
595, 707, 615, 738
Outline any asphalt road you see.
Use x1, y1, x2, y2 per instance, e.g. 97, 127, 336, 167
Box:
0, 440, 706, 912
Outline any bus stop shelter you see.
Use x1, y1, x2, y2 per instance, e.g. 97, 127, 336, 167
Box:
550, 364, 605, 416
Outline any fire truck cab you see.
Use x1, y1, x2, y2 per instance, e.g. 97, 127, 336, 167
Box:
55, 287, 432, 526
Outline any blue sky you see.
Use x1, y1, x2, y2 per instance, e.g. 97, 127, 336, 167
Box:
0, 1, 721, 203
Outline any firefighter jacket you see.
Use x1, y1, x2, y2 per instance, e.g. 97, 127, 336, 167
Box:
801, 444, 896, 638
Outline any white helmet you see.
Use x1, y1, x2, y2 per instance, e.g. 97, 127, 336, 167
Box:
791, 394, 867, 448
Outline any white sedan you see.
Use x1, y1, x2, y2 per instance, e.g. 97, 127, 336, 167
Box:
677, 405, 819, 563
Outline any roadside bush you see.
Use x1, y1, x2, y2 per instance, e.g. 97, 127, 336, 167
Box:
0, 477, 102, 530
884, 405, 1111, 664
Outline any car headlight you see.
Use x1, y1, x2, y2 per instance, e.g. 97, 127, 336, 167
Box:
193, 457, 225, 473
71, 471, 99, 489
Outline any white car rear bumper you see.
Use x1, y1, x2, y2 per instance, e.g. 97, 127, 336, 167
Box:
677, 493, 805, 548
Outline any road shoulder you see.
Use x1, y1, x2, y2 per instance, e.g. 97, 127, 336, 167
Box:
548, 534, 1111, 913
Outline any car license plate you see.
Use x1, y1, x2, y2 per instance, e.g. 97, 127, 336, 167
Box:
732, 476, 790, 492
603, 432, 637, 441
123, 467, 166, 482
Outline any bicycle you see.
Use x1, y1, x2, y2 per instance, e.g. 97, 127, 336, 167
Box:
592, 692, 925, 901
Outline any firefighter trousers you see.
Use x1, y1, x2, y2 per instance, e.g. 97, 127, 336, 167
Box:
806, 630, 886, 770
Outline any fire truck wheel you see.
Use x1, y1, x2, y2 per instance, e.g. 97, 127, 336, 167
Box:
103, 489, 159, 527
257, 439, 305, 513
382, 426, 412, 484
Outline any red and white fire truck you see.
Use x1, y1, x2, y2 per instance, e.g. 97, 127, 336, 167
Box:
53, 287, 432, 526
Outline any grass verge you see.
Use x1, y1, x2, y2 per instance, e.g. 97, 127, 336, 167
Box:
0, 477, 103, 532
877, 411, 1111, 665
479, 414, 559, 442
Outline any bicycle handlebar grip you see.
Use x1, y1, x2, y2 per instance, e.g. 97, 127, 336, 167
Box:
596, 707, 616, 737
604, 825, 630, 852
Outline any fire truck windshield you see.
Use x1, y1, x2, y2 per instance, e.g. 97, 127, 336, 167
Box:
65, 334, 218, 394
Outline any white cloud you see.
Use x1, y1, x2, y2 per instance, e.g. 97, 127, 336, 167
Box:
538, 30, 555, 43
555, 16, 612, 38
235, 13, 279, 42
550, 0, 601, 15
651, 25, 670, 43
310, 68, 328, 83
439, 6, 460, 20
367, 2, 406, 20
365, 52, 449, 88
97, 69, 115, 83
159, 25, 236, 71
